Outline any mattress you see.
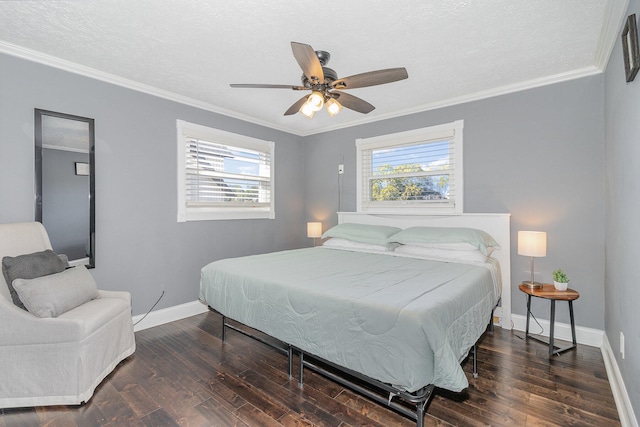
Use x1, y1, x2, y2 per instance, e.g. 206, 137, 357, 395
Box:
200, 247, 499, 392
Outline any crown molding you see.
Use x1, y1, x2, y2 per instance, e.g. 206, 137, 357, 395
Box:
299, 66, 603, 136
0, 41, 299, 135
1, 40, 604, 138
594, 0, 630, 71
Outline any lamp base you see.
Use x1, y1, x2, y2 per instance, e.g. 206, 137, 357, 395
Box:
521, 281, 543, 290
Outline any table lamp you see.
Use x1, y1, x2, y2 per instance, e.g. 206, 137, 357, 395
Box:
307, 222, 322, 246
518, 231, 547, 290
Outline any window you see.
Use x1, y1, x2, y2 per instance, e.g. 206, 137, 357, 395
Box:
356, 120, 463, 214
177, 120, 274, 221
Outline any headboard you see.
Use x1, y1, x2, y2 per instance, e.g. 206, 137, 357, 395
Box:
337, 212, 512, 329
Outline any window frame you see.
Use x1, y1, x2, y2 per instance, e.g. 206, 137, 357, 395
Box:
177, 120, 275, 222
356, 120, 463, 214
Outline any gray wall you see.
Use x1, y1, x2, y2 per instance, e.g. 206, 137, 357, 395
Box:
604, 0, 640, 417
303, 76, 605, 329
0, 52, 306, 315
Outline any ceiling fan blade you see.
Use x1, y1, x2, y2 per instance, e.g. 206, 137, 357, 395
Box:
332, 92, 375, 114
284, 96, 309, 116
230, 83, 306, 90
332, 67, 408, 90
291, 42, 324, 84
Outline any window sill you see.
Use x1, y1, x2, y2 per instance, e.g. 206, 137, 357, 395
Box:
359, 205, 461, 215
178, 208, 274, 222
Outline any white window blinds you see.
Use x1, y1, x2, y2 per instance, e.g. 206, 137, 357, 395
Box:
185, 139, 271, 208
177, 120, 275, 221
356, 120, 463, 213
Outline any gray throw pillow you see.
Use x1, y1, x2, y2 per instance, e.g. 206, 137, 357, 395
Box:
2, 249, 68, 310
12, 266, 99, 318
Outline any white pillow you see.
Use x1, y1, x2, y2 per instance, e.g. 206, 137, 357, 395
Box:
387, 226, 499, 256
396, 241, 496, 256
322, 223, 402, 246
12, 266, 100, 318
322, 237, 394, 253
393, 245, 489, 264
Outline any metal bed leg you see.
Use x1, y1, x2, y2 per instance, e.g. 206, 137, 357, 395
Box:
221, 315, 226, 342
416, 401, 425, 427
287, 345, 293, 379
298, 351, 304, 388
473, 344, 478, 379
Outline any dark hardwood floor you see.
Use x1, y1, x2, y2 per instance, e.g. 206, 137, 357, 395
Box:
0, 311, 620, 426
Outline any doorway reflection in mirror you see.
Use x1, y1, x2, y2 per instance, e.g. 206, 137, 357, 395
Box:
35, 109, 95, 268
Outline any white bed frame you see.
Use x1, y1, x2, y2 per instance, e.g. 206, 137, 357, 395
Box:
337, 212, 512, 329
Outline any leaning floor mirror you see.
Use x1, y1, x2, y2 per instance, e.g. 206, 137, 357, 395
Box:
35, 109, 95, 268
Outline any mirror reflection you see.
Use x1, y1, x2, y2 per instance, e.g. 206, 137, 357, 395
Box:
35, 109, 95, 268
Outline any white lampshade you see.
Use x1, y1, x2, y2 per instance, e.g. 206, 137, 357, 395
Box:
307, 91, 324, 111
518, 231, 547, 257
325, 98, 343, 117
307, 222, 323, 239
299, 101, 316, 119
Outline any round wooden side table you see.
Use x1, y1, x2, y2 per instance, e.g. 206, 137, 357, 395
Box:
518, 284, 580, 356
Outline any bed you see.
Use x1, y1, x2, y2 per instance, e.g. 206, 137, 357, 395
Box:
199, 212, 511, 426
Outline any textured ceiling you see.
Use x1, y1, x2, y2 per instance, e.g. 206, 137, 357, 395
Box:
0, 0, 627, 136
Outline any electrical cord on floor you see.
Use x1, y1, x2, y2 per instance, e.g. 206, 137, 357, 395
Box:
133, 290, 165, 326
527, 309, 544, 336
515, 296, 544, 340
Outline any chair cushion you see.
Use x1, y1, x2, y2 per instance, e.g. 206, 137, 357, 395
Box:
12, 266, 99, 318
2, 249, 68, 310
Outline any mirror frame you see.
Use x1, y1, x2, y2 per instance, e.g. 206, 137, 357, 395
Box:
35, 109, 95, 268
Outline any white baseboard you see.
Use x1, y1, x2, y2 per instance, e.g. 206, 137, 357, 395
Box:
511, 314, 603, 348
601, 334, 639, 427
132, 300, 209, 332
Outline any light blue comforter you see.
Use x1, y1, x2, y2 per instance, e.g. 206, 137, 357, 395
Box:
200, 247, 498, 392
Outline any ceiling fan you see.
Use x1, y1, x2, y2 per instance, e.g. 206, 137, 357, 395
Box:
230, 42, 409, 119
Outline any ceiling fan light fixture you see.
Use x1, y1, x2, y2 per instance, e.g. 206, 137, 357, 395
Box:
299, 101, 316, 118
230, 42, 409, 118
307, 91, 324, 111
325, 98, 342, 117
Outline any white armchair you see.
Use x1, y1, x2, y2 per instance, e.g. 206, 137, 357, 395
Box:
0, 222, 135, 408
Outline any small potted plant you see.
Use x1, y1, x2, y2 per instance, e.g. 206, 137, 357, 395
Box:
552, 268, 569, 291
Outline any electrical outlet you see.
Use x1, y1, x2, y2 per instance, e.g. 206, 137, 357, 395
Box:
620, 332, 625, 359
338, 164, 344, 174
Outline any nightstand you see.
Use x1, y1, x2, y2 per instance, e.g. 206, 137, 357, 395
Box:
518, 284, 580, 356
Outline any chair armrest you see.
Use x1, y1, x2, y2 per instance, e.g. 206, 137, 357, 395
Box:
0, 288, 132, 346
98, 289, 131, 306
0, 297, 85, 345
